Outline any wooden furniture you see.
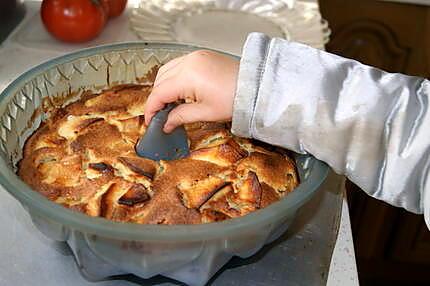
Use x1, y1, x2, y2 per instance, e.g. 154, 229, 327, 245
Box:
319, 0, 430, 285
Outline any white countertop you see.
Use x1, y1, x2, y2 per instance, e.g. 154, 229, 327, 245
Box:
0, 2, 359, 285
327, 193, 359, 286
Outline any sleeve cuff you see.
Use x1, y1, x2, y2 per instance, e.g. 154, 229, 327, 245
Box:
231, 33, 272, 138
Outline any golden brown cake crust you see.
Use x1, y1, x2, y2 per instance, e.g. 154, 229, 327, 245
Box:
18, 84, 299, 225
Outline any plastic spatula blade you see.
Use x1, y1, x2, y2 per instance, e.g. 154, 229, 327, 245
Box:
136, 103, 189, 161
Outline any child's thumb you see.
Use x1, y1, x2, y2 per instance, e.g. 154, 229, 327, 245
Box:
163, 103, 204, 133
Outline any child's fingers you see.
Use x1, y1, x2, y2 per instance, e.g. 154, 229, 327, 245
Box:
153, 69, 180, 89
154, 56, 185, 86
158, 55, 185, 76
163, 103, 206, 133
144, 77, 184, 125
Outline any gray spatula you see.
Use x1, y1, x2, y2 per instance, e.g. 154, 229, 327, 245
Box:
136, 103, 189, 161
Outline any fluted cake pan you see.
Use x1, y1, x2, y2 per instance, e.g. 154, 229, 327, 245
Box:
0, 42, 328, 286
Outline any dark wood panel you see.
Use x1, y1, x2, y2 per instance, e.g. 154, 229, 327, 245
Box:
327, 19, 410, 72
390, 213, 430, 264
358, 259, 430, 286
321, 0, 430, 77
347, 183, 399, 260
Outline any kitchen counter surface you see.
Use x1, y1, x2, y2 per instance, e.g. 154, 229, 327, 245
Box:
0, 2, 358, 285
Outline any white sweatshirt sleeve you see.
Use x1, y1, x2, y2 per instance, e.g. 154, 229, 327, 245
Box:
232, 33, 430, 226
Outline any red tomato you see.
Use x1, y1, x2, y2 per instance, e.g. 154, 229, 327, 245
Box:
100, 0, 110, 20
41, 0, 106, 43
101, 0, 127, 18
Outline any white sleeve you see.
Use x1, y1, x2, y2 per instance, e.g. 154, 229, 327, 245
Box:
232, 33, 430, 226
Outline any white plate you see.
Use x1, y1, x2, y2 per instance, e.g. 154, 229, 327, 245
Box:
130, 0, 330, 54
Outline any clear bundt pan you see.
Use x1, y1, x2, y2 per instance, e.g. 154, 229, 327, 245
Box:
0, 42, 328, 286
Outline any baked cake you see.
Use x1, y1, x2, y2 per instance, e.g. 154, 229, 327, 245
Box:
18, 84, 299, 224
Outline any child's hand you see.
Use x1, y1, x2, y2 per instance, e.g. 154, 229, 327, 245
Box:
144, 50, 239, 132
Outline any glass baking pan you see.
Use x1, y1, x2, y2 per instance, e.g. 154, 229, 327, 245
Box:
0, 42, 328, 286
